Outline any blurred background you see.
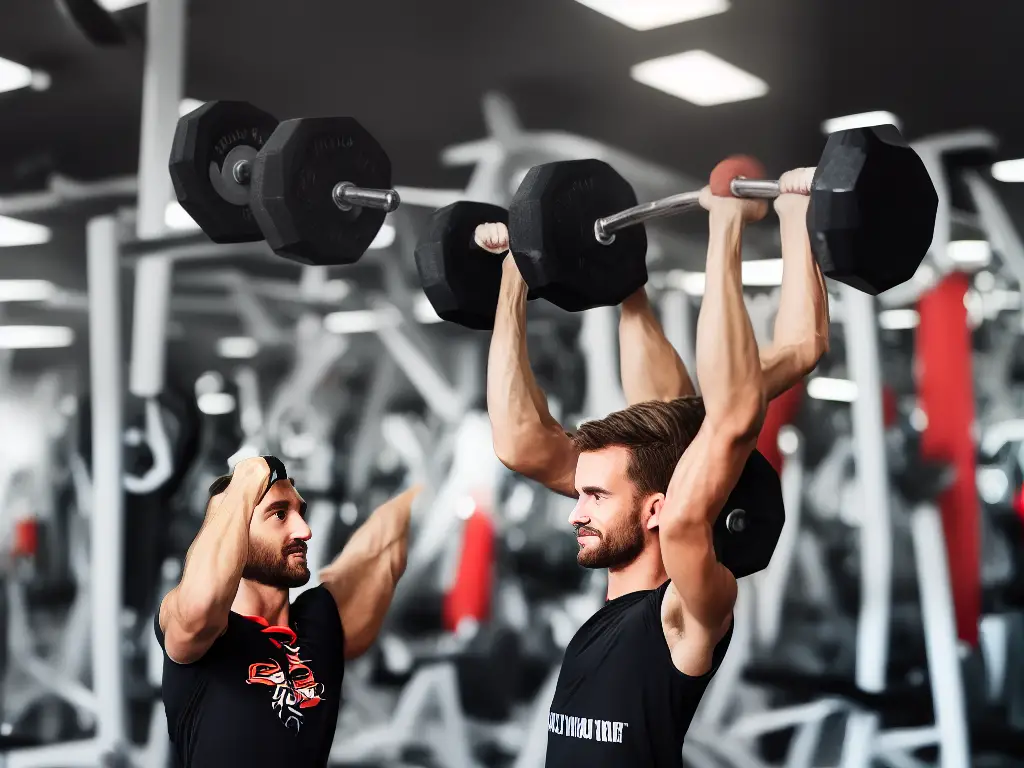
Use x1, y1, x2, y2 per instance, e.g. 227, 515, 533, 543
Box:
2, 0, 1024, 766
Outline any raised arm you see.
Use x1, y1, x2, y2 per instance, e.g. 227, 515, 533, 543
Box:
159, 457, 270, 664
618, 288, 696, 403
659, 189, 767, 646
320, 485, 422, 660
481, 223, 578, 497
759, 168, 830, 400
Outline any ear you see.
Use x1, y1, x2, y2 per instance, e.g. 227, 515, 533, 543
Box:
645, 493, 666, 531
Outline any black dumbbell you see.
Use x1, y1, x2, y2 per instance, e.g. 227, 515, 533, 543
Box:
713, 449, 786, 579
509, 125, 938, 303
414, 201, 522, 331
169, 100, 400, 266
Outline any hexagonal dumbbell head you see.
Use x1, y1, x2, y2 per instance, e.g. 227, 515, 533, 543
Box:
168, 101, 279, 243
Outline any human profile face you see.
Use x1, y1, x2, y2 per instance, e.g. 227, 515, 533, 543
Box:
243, 480, 312, 589
570, 447, 655, 570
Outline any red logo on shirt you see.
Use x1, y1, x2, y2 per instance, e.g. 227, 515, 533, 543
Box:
244, 617, 325, 732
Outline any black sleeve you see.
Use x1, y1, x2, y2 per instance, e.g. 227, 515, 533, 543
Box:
154, 607, 166, 650
293, 585, 346, 656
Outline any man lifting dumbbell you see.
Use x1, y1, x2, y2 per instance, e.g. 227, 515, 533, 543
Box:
155, 455, 421, 768
476, 128, 937, 766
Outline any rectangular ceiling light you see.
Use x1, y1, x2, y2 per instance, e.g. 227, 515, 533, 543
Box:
992, 159, 1024, 183
0, 56, 35, 95
806, 377, 858, 403
179, 98, 206, 117
98, 0, 147, 10
164, 202, 200, 232
0, 325, 74, 349
574, 0, 730, 30
947, 239, 991, 268
0, 279, 56, 302
822, 111, 901, 135
631, 51, 768, 106
216, 336, 259, 359
878, 308, 919, 330
323, 309, 395, 335
369, 223, 396, 250
0, 215, 52, 247
414, 293, 444, 324
669, 259, 784, 295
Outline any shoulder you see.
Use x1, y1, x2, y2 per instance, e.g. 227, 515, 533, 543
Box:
659, 582, 734, 678
293, 585, 345, 640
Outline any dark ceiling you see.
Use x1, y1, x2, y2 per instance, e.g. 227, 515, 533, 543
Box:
2, 0, 1024, 379
1, 0, 1022, 190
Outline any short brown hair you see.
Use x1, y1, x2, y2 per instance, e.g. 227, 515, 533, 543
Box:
570, 396, 705, 498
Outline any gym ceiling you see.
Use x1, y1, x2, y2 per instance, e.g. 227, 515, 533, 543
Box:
1, 0, 1023, 375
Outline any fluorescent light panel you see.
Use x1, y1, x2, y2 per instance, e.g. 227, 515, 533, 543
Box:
323, 309, 398, 335
369, 224, 396, 250
631, 50, 768, 107
197, 392, 236, 416
179, 98, 205, 117
574, 0, 729, 30
671, 259, 783, 295
0, 215, 51, 247
878, 308, 919, 330
822, 111, 901, 135
216, 336, 259, 359
0, 57, 35, 95
0, 280, 56, 302
0, 325, 74, 349
165, 202, 200, 232
947, 239, 991, 267
414, 294, 443, 324
992, 159, 1024, 183
806, 377, 858, 403
98, 0, 147, 10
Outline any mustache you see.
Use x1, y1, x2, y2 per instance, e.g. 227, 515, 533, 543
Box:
574, 524, 600, 538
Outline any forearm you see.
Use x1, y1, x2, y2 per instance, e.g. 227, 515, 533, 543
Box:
172, 490, 254, 633
487, 259, 562, 459
760, 196, 830, 400
696, 215, 766, 431
324, 491, 414, 582
618, 288, 695, 403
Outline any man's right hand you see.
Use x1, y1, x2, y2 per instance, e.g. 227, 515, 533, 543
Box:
475, 222, 510, 255
216, 457, 272, 517
698, 186, 769, 224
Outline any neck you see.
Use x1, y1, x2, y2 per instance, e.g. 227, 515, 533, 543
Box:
231, 580, 291, 626
605, 543, 668, 601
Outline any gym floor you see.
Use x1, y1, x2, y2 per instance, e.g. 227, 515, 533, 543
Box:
2, 1, 1024, 767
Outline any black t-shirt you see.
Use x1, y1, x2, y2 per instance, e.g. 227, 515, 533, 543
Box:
545, 581, 732, 768
154, 586, 345, 768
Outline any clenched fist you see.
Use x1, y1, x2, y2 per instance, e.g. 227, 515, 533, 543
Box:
775, 167, 815, 218
698, 186, 769, 224
474, 222, 510, 255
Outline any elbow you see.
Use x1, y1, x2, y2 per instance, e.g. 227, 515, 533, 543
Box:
493, 426, 547, 475
174, 591, 227, 638
797, 336, 827, 379
717, 388, 767, 442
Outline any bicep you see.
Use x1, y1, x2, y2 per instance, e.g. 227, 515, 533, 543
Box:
660, 425, 750, 628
